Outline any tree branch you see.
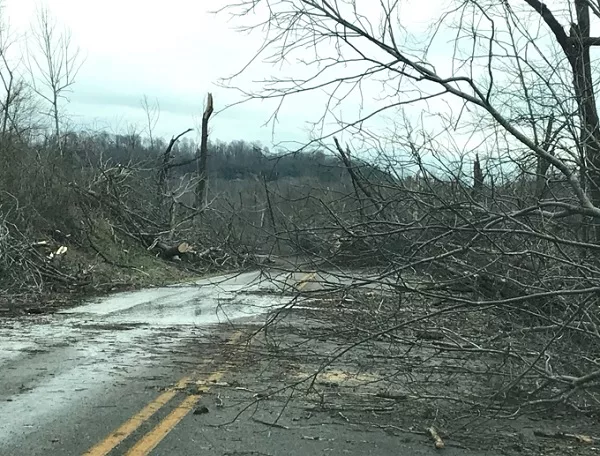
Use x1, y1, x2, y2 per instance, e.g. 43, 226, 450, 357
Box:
520, 0, 572, 61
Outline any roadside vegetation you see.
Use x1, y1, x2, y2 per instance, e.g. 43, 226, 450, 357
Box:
0, 5, 358, 310
3, 0, 600, 450
215, 0, 600, 448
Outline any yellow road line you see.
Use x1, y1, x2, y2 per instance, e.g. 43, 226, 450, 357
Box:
122, 333, 245, 455
123, 394, 201, 455
83, 330, 244, 456
82, 376, 192, 456
297, 272, 316, 290
124, 371, 225, 455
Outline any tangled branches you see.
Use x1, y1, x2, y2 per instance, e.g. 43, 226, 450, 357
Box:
218, 0, 600, 417
0, 215, 84, 292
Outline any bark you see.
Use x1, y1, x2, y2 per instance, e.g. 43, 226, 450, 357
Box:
523, 0, 600, 238
196, 93, 213, 209
157, 128, 193, 210
153, 241, 192, 259
536, 116, 555, 199
473, 154, 484, 192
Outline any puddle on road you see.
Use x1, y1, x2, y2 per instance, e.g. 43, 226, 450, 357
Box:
0, 270, 300, 371
57, 270, 298, 327
70, 322, 145, 331
88, 291, 290, 327
0, 268, 329, 395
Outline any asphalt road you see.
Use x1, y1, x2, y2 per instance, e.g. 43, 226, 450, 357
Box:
0, 268, 499, 456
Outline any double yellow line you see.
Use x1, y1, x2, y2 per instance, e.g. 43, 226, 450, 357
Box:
124, 369, 228, 455
83, 272, 315, 456
83, 332, 243, 456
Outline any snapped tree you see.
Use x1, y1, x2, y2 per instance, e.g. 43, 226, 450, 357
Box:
218, 0, 600, 416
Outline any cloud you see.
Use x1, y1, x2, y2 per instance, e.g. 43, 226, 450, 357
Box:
3, 0, 314, 145
1, 0, 512, 154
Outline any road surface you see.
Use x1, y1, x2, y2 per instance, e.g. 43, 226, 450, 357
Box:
0, 268, 499, 455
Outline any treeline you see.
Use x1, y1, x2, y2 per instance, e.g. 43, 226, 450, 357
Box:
62, 130, 362, 183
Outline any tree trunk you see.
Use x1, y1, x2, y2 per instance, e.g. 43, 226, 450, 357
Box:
196, 93, 213, 209
570, 0, 600, 240
53, 91, 61, 156
536, 116, 555, 199
153, 241, 191, 259
157, 128, 193, 223
524, 0, 600, 239
473, 153, 484, 193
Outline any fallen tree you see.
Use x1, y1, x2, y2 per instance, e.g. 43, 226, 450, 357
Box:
220, 0, 600, 421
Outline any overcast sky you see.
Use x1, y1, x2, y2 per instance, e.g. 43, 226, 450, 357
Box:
0, 0, 448, 150
0, 0, 586, 158
2, 0, 326, 147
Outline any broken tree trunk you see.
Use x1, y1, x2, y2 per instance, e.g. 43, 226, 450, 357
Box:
157, 128, 193, 209
473, 153, 483, 193
536, 116, 555, 199
333, 137, 382, 216
196, 93, 213, 210
262, 174, 281, 253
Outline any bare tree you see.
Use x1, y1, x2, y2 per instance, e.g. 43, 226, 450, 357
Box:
0, 3, 38, 141
217, 0, 600, 419
26, 6, 83, 155
0, 22, 19, 137
196, 92, 213, 209
141, 94, 160, 150
158, 128, 193, 202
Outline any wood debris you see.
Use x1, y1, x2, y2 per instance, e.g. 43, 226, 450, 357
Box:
428, 426, 445, 449
534, 429, 595, 444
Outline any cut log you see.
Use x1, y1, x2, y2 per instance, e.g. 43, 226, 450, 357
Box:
154, 241, 192, 259
48, 245, 68, 269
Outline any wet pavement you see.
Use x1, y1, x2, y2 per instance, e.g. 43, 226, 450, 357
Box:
0, 270, 304, 455
0, 268, 498, 455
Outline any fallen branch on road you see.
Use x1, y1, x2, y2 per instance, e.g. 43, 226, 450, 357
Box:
251, 417, 290, 429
